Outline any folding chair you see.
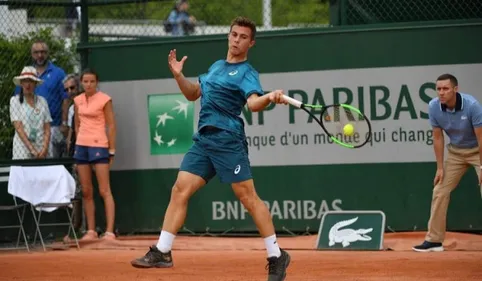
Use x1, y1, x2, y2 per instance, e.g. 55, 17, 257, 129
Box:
7, 165, 80, 251
0, 166, 30, 252
31, 201, 80, 251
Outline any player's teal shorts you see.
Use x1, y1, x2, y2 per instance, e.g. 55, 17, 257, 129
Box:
179, 126, 252, 184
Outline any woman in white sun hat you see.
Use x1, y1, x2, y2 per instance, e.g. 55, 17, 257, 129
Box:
10, 66, 52, 159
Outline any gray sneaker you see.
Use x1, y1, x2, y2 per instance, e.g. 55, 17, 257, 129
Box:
131, 245, 173, 268
266, 249, 291, 281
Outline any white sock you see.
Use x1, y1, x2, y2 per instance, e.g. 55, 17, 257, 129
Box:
156, 230, 176, 253
264, 234, 281, 258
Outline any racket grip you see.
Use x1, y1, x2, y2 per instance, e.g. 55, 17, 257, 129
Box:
282, 95, 303, 108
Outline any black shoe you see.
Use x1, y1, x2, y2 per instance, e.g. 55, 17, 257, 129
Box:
266, 249, 291, 281
131, 245, 173, 268
412, 241, 444, 252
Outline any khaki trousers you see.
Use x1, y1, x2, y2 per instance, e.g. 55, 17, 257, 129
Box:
425, 144, 482, 243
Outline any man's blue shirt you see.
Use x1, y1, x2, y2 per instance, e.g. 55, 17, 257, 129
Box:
197, 59, 263, 137
428, 92, 482, 148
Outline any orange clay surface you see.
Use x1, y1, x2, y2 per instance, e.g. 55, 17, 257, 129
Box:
0, 232, 481, 281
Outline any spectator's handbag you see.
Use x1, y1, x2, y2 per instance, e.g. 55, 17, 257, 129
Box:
28, 128, 38, 142
182, 20, 195, 34
163, 11, 174, 33
26, 96, 40, 143
164, 21, 173, 33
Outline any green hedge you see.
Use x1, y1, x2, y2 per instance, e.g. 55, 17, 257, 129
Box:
0, 28, 77, 160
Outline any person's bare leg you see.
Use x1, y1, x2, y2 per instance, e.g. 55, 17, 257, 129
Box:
232, 179, 290, 281
94, 163, 116, 236
232, 179, 275, 235
231, 179, 279, 256
130, 171, 206, 268
156, 171, 206, 252
76, 164, 97, 240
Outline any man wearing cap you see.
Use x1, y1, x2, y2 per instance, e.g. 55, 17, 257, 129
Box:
14, 39, 67, 158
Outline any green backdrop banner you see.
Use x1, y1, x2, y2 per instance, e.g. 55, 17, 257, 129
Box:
2, 22, 480, 239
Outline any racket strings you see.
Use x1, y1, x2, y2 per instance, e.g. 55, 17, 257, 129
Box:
321, 106, 370, 146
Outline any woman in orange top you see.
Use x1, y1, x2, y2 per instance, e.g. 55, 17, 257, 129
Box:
74, 68, 117, 241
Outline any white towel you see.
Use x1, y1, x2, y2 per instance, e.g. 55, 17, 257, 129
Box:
8, 165, 76, 212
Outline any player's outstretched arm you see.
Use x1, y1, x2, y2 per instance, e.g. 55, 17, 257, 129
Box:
174, 73, 201, 101
247, 90, 287, 112
168, 49, 201, 101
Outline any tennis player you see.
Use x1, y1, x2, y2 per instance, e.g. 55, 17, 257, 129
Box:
131, 16, 290, 281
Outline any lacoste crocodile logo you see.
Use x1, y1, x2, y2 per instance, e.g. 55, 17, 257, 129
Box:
328, 217, 373, 248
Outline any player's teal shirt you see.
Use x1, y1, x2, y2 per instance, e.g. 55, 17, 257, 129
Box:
428, 92, 482, 148
197, 59, 263, 137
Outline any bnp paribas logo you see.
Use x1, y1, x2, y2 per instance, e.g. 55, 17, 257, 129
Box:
147, 93, 195, 155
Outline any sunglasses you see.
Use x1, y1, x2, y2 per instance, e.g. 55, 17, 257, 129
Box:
64, 86, 76, 91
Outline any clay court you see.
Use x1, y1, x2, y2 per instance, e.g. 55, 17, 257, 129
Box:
1, 231, 481, 281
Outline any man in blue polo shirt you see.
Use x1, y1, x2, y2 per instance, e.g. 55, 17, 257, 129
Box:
15, 40, 67, 158
413, 74, 482, 252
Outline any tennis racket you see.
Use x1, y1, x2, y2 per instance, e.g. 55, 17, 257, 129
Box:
282, 95, 372, 149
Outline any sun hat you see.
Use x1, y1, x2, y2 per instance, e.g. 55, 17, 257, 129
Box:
13, 66, 43, 86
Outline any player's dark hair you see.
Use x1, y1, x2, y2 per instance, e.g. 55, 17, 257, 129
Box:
436, 73, 458, 86
80, 68, 99, 82
230, 16, 257, 39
